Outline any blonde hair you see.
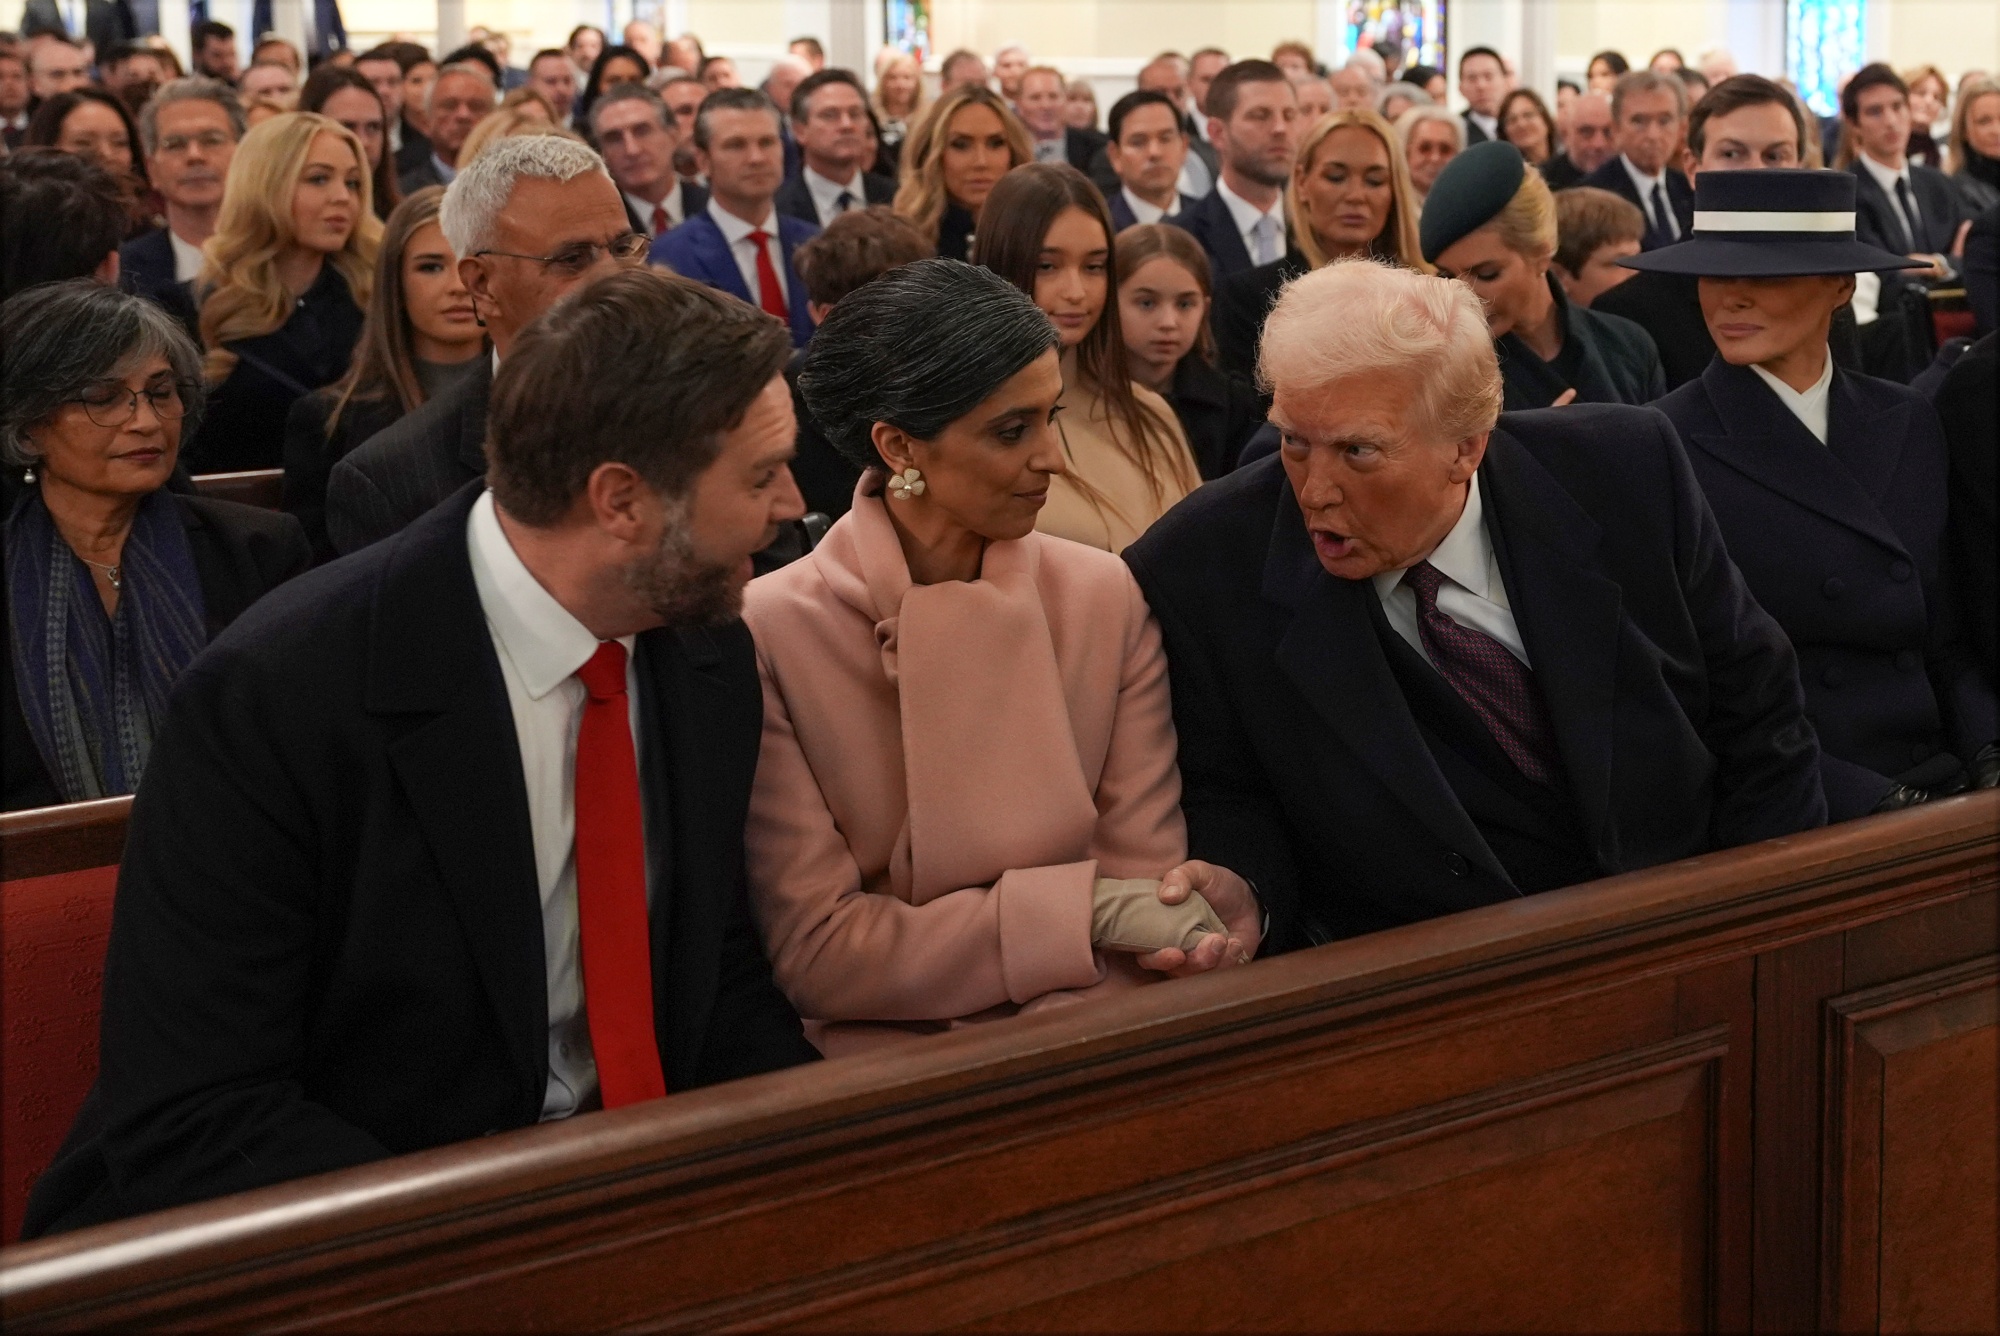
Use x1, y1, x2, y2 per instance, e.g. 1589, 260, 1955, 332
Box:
870, 50, 929, 124
892, 84, 1031, 240
1950, 77, 2000, 175
1901, 63, 1949, 111
197, 111, 380, 382
459, 100, 579, 168
1484, 167, 1559, 260
1288, 109, 1426, 271
1260, 257, 1501, 443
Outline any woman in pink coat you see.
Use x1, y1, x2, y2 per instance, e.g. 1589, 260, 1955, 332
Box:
744, 259, 1264, 1055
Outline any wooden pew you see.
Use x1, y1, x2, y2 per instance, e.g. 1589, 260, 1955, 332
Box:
189, 468, 285, 511
2, 793, 1994, 1332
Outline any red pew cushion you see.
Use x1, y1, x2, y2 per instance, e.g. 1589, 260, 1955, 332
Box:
2, 865, 117, 1244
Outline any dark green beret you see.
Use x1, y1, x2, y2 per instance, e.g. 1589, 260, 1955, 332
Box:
1419, 140, 1528, 264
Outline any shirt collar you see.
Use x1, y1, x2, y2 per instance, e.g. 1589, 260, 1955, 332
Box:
707, 196, 776, 245
1858, 151, 1910, 193
1215, 176, 1285, 242
1372, 472, 1492, 603
167, 228, 205, 282
466, 489, 630, 700
803, 164, 860, 214
625, 182, 680, 227
1121, 184, 1171, 225
1748, 349, 1835, 444
1619, 153, 1665, 194
432, 153, 457, 184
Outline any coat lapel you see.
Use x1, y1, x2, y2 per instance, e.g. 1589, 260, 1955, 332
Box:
1824, 364, 1910, 501
368, 485, 548, 1093
1477, 431, 1623, 859
1686, 359, 1909, 555
1261, 483, 1508, 883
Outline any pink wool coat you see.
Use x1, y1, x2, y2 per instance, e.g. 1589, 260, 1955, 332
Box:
742, 477, 1189, 1055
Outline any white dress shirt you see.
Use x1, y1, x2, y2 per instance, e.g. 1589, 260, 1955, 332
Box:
465, 489, 647, 1121
1032, 134, 1067, 164
1857, 152, 1924, 249
1750, 348, 1834, 445
1466, 110, 1498, 141
1120, 184, 1179, 225
1620, 155, 1680, 239
626, 180, 685, 236
801, 165, 864, 225
707, 197, 788, 306
168, 229, 205, 282
1216, 175, 1288, 264
1372, 473, 1531, 668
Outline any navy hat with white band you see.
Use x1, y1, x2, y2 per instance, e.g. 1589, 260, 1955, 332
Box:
1618, 168, 1923, 277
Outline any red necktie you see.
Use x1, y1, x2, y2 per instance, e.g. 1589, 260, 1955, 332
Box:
573, 641, 667, 1108
748, 228, 789, 321
650, 202, 669, 237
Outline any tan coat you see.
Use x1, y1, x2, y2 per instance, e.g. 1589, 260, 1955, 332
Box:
742, 475, 1188, 1055
1036, 378, 1200, 552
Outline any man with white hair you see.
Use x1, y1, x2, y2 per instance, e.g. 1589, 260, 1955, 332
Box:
992, 43, 1031, 103
1124, 259, 1825, 949
397, 60, 496, 194
329, 135, 646, 555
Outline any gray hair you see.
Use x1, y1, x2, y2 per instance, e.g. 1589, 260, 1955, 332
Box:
425, 60, 497, 117
0, 281, 207, 468
1396, 103, 1464, 150
137, 75, 246, 157
1612, 68, 1688, 121
439, 133, 610, 258
1378, 81, 1433, 114
589, 80, 671, 134
647, 65, 694, 91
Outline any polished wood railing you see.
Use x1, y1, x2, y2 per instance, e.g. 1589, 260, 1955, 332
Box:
0, 798, 130, 883
2, 793, 1995, 1331
189, 468, 285, 511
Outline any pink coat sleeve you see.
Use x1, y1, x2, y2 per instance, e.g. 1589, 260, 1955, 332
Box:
745, 645, 1105, 1023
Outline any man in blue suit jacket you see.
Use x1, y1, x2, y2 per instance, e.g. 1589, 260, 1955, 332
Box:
1167, 60, 1299, 281
1102, 88, 1200, 233
652, 87, 817, 348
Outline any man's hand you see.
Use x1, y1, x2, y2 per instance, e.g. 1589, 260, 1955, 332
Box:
1908, 252, 1950, 281
1550, 388, 1578, 407
1132, 861, 1264, 977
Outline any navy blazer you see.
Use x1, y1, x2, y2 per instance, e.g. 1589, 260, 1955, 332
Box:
1582, 155, 1695, 250
772, 169, 894, 227
1124, 405, 1826, 948
117, 226, 199, 338
1850, 160, 1965, 258
1656, 358, 1997, 817
623, 180, 709, 238
1106, 189, 1200, 234
22, 482, 816, 1236
1168, 188, 1259, 281
652, 208, 819, 348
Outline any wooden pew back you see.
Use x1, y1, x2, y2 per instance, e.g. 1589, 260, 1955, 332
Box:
189, 469, 284, 511
2, 792, 1993, 1330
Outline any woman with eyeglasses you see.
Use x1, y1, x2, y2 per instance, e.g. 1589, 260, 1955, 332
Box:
2, 281, 310, 812
182, 111, 380, 473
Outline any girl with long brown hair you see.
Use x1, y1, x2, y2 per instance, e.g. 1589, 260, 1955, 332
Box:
891, 84, 1031, 261
183, 111, 379, 472
279, 186, 485, 560
975, 163, 1199, 552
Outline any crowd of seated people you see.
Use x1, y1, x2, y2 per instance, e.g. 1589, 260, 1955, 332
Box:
0, 20, 1995, 1239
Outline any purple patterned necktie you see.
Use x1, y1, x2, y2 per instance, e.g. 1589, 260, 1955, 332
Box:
1402, 561, 1563, 787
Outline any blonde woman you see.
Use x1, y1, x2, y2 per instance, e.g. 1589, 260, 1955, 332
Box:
891, 83, 1031, 261
1213, 108, 1426, 379
1900, 63, 1950, 169
184, 112, 379, 472
1422, 139, 1663, 409
870, 48, 927, 172
1948, 75, 2000, 213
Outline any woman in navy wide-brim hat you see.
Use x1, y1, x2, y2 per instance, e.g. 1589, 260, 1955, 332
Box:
1643, 168, 1998, 820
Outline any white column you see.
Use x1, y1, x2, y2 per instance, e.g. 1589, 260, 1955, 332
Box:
268, 0, 305, 51
826, 0, 865, 71
1724, 0, 1784, 83
1450, 0, 1523, 107
435, 0, 466, 56
1519, 0, 1555, 95
157, 0, 191, 67
1314, 0, 1347, 64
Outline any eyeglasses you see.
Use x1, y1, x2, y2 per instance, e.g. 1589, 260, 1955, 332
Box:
158, 129, 234, 155
70, 381, 191, 428
472, 232, 651, 276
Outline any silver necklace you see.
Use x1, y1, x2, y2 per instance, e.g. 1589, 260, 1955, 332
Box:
78, 556, 122, 589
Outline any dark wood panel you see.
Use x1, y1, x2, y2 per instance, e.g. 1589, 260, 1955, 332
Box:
0, 799, 130, 883
189, 468, 284, 511
1821, 956, 1999, 1334
0, 793, 1994, 1333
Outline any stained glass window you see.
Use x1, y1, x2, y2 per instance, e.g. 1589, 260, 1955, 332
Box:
1788, 0, 1865, 117
885, 0, 930, 62
1342, 0, 1447, 75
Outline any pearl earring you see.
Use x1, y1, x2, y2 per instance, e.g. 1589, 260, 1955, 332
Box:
887, 467, 925, 501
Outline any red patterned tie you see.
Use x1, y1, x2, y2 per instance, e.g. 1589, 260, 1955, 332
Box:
1403, 561, 1564, 787
650, 202, 669, 237
748, 228, 790, 321
573, 641, 667, 1108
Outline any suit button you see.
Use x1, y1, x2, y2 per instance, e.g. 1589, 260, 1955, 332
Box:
1822, 576, 1846, 599
1444, 852, 1470, 877
1895, 649, 1920, 671
1821, 665, 1847, 687
1889, 561, 1913, 582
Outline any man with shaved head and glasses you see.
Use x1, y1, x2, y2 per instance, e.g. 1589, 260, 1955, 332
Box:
326, 135, 650, 554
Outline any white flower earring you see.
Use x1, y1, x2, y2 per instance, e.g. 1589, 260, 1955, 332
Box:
887, 467, 926, 501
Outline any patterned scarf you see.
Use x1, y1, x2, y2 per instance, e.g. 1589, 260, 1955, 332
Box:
6, 487, 207, 802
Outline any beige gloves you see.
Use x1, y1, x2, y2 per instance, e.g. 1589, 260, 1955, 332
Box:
1091, 877, 1227, 954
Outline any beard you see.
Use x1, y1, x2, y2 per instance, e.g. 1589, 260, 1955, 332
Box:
622, 500, 746, 628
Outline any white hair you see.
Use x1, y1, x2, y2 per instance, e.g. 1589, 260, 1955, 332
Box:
425, 60, 496, 117
1344, 48, 1388, 84
440, 134, 610, 258
1396, 102, 1465, 151
1260, 258, 1501, 444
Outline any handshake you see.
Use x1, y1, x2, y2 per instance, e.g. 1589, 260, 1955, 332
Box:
1089, 862, 1263, 973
